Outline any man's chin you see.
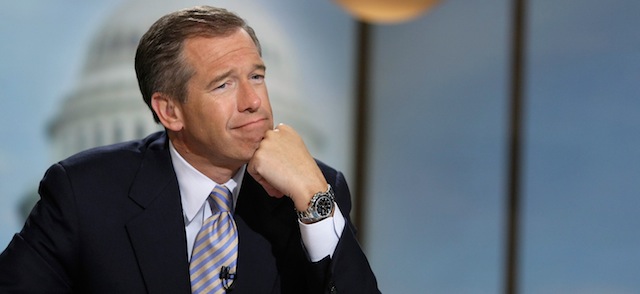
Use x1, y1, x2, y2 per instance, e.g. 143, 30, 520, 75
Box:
238, 140, 262, 159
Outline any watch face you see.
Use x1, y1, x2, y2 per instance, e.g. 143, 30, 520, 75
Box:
315, 195, 333, 216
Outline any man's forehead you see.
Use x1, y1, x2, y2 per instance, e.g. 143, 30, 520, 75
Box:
183, 32, 259, 63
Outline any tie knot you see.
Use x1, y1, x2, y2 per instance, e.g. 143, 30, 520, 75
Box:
209, 185, 232, 212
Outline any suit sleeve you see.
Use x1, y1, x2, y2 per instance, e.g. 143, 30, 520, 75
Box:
0, 163, 78, 293
317, 170, 380, 294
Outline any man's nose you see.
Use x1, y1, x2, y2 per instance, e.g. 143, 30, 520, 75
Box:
237, 81, 262, 112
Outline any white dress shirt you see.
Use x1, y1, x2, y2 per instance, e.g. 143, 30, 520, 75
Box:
169, 142, 345, 262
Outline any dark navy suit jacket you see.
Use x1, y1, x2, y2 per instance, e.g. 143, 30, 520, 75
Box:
0, 132, 379, 293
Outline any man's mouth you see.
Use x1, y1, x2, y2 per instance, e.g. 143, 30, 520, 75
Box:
232, 117, 269, 130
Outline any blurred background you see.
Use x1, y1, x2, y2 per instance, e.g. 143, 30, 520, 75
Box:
1, 0, 638, 293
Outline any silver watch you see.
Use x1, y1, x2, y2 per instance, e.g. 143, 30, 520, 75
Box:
296, 184, 335, 223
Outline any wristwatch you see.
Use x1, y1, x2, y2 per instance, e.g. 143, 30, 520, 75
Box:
296, 184, 335, 223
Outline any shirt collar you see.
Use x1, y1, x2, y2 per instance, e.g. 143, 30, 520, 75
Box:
169, 141, 245, 223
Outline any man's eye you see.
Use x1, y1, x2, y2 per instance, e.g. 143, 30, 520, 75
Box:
215, 81, 233, 90
251, 74, 265, 81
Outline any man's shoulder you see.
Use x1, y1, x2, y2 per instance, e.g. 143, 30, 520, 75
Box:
57, 131, 167, 171
314, 159, 345, 186
315, 159, 337, 173
315, 158, 340, 177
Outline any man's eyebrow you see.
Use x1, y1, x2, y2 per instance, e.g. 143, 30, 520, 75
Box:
254, 64, 266, 72
206, 70, 233, 89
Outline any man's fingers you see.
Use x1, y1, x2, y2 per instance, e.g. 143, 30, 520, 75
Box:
248, 160, 284, 197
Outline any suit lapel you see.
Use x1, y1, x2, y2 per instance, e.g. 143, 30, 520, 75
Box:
236, 170, 298, 252
232, 171, 299, 293
125, 134, 191, 294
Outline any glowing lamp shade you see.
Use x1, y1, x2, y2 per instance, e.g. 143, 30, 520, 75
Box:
335, 0, 439, 23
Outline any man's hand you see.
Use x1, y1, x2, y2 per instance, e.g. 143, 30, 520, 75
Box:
247, 124, 328, 212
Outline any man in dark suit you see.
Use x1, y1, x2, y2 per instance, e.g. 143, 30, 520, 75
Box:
0, 5, 379, 294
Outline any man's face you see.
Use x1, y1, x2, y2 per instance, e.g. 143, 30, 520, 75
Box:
174, 28, 273, 170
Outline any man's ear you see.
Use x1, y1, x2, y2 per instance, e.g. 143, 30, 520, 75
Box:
151, 93, 184, 131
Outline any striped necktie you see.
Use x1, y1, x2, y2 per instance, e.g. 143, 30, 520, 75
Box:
190, 185, 238, 294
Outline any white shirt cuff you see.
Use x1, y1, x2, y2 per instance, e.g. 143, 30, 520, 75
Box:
298, 203, 346, 262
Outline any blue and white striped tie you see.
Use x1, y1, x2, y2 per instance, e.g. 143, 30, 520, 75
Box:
190, 185, 238, 293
